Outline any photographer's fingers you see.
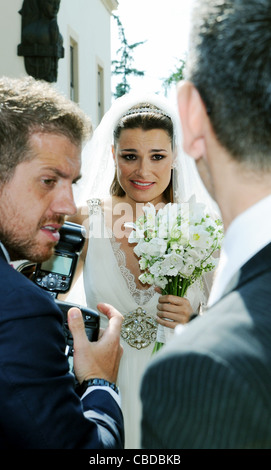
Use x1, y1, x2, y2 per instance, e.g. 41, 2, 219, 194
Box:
67, 307, 89, 349
97, 303, 124, 381
67, 303, 124, 385
97, 302, 124, 319
97, 303, 124, 338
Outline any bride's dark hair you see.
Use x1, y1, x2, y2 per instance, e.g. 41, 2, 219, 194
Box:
110, 103, 174, 201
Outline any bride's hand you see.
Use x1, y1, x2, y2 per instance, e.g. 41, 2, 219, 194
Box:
156, 293, 193, 329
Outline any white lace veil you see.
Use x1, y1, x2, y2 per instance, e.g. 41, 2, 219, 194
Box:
74, 90, 219, 216
69, 91, 219, 308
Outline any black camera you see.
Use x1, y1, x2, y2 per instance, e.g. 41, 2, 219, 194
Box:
33, 221, 100, 358
34, 221, 85, 296
56, 299, 99, 358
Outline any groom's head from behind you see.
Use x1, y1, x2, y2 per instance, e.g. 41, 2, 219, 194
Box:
177, 0, 271, 226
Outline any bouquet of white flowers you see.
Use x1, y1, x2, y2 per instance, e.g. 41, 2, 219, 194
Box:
126, 198, 223, 353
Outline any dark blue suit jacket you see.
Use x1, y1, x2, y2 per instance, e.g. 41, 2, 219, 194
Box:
141, 243, 271, 449
0, 249, 124, 449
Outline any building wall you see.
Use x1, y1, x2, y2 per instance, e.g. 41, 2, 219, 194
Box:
0, 0, 24, 78
0, 0, 118, 127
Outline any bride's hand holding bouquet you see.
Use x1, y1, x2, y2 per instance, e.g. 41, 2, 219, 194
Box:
155, 287, 193, 328
126, 198, 223, 353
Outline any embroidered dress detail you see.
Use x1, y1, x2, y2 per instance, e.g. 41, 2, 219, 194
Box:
87, 198, 101, 215
87, 198, 157, 348
110, 236, 156, 306
121, 307, 157, 349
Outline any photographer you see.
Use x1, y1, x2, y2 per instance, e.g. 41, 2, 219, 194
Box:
0, 76, 124, 449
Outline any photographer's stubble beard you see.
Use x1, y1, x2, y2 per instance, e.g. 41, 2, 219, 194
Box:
0, 214, 64, 263
0, 186, 64, 262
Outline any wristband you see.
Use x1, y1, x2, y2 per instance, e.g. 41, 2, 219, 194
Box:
85, 378, 120, 394
76, 378, 120, 397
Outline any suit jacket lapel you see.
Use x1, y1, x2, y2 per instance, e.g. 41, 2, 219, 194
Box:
0, 243, 10, 263
0, 245, 7, 261
221, 270, 241, 298
219, 242, 271, 300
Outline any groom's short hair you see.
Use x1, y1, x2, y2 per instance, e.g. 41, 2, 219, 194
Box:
186, 0, 271, 170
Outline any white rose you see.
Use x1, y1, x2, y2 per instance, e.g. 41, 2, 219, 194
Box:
139, 272, 154, 285
180, 262, 195, 278
153, 276, 168, 290
139, 257, 149, 270
140, 238, 168, 259
189, 225, 211, 249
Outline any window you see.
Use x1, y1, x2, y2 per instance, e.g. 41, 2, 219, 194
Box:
70, 39, 79, 102
97, 65, 104, 123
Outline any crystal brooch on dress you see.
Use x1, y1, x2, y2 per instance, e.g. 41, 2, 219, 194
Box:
121, 307, 157, 349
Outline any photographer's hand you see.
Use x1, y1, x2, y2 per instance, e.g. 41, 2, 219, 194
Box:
68, 303, 124, 385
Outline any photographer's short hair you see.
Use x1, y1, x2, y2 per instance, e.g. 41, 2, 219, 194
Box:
186, 0, 271, 170
0, 76, 92, 184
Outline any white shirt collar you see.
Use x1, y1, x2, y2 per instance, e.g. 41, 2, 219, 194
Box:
208, 194, 271, 307
0, 242, 11, 264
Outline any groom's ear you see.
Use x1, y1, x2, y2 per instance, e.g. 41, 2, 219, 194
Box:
177, 81, 207, 161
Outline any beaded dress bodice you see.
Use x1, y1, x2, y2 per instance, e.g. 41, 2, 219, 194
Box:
83, 198, 159, 350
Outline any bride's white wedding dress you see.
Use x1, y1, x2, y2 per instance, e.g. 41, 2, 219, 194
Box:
68, 199, 208, 449
66, 91, 219, 448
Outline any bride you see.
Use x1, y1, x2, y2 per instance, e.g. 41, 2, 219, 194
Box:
65, 91, 219, 448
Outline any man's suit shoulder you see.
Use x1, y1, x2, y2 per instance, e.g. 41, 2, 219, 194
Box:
141, 260, 271, 448
0, 257, 61, 322
144, 250, 271, 416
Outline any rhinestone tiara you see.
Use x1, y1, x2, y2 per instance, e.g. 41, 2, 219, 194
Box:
121, 107, 171, 120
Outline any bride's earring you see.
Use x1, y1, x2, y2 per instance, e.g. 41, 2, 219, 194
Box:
171, 154, 177, 170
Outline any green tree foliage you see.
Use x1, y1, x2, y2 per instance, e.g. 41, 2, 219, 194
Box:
112, 15, 146, 98
163, 57, 186, 95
